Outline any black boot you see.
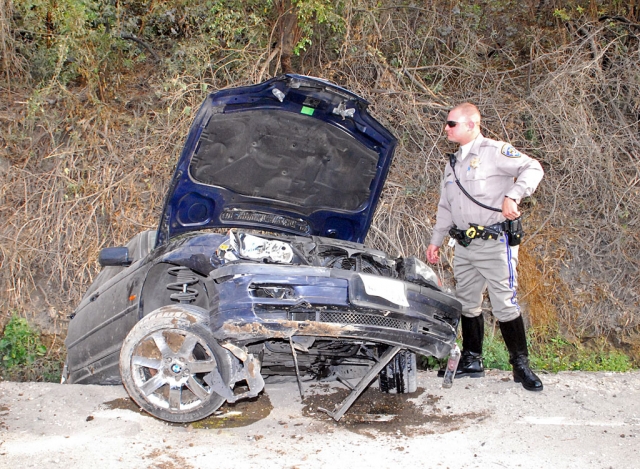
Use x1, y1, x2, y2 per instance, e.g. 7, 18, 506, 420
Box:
438, 315, 485, 378
499, 316, 543, 392
453, 350, 485, 378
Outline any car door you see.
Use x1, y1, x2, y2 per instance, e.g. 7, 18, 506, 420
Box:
65, 231, 156, 384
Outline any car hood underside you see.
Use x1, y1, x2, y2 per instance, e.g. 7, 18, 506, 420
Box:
157, 74, 397, 246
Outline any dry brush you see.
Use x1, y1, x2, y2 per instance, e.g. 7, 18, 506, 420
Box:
1, 2, 639, 361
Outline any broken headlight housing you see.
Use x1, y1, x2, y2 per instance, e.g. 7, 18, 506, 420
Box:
398, 256, 441, 290
218, 230, 294, 264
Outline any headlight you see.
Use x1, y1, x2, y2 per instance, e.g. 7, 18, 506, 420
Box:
399, 256, 441, 290
219, 230, 293, 264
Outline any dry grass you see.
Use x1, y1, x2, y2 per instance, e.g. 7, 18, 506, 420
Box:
343, 8, 640, 351
1, 4, 639, 360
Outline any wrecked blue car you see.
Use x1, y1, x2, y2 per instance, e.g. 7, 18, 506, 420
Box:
64, 75, 461, 423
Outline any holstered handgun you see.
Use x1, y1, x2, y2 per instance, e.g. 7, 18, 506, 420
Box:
505, 218, 524, 246
449, 227, 472, 247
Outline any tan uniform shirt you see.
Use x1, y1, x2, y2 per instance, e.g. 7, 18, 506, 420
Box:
430, 134, 544, 247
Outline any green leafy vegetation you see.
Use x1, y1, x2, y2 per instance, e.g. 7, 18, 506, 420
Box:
483, 329, 633, 373
0, 315, 46, 368
0, 315, 63, 382
423, 326, 634, 373
530, 335, 632, 373
291, 0, 343, 54
481, 332, 511, 371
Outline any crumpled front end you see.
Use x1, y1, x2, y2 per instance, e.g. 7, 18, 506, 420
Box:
204, 245, 461, 421
209, 262, 460, 358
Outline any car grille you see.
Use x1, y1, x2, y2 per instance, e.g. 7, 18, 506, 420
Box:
289, 310, 413, 331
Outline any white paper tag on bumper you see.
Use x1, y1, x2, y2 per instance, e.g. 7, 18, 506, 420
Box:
359, 273, 410, 307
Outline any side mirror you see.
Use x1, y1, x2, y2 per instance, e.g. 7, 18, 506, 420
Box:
98, 247, 132, 267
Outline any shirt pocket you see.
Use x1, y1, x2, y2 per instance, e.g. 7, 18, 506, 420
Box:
466, 168, 488, 197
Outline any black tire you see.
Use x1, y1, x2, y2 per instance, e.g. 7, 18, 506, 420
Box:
119, 306, 232, 423
378, 348, 417, 394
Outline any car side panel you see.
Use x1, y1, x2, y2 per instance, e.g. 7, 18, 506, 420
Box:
65, 233, 219, 384
65, 261, 148, 384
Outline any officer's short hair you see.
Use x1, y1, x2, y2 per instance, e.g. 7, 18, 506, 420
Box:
454, 103, 481, 124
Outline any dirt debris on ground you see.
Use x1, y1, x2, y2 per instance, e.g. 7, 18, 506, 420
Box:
0, 369, 639, 468
300, 385, 488, 437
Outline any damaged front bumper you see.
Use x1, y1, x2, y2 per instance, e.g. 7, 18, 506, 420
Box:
205, 263, 461, 420
208, 263, 461, 357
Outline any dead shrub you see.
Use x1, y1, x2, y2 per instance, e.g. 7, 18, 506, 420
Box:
0, 3, 638, 360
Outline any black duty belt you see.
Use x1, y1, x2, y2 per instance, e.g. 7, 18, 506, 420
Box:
449, 219, 523, 247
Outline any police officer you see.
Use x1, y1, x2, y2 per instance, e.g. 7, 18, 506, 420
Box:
426, 103, 544, 391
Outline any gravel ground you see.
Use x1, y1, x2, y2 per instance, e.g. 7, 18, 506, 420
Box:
1, 369, 639, 468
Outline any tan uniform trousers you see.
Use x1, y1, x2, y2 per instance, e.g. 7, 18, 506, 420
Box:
453, 234, 520, 322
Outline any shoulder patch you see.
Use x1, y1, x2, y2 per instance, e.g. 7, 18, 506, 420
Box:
501, 143, 521, 158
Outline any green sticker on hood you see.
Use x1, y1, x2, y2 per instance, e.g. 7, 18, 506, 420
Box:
300, 106, 315, 116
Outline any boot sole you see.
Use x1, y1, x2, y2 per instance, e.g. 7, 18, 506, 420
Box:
437, 370, 485, 379
457, 371, 485, 378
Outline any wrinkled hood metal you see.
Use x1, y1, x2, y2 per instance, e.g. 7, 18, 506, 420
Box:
157, 75, 397, 247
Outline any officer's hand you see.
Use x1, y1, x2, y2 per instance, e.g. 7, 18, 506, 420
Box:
426, 244, 440, 264
502, 197, 521, 220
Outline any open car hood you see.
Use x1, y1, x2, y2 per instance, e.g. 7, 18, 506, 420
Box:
157, 75, 397, 246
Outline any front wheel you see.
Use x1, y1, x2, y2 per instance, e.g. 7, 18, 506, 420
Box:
119, 307, 232, 423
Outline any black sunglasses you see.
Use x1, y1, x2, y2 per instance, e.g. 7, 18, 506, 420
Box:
445, 120, 467, 128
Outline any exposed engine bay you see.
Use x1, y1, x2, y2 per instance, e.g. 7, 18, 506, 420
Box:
211, 230, 444, 395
